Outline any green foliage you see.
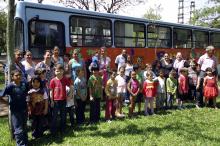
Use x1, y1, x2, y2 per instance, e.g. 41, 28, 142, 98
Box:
190, 0, 220, 28
2, 106, 220, 145
142, 6, 162, 20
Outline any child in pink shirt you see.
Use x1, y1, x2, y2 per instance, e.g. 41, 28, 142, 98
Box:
178, 67, 189, 109
143, 72, 158, 115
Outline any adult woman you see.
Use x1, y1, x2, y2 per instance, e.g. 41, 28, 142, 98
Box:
51, 46, 64, 66
21, 51, 35, 81
99, 47, 111, 86
125, 55, 133, 78
35, 50, 54, 83
173, 52, 185, 74
68, 49, 86, 81
160, 53, 173, 78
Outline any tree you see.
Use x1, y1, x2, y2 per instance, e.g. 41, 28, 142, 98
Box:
59, 0, 146, 13
190, 0, 220, 28
0, 12, 7, 53
7, 0, 15, 83
142, 6, 162, 20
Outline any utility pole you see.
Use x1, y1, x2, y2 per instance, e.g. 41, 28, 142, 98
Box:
189, 1, 195, 24
178, 0, 184, 24
6, 0, 15, 83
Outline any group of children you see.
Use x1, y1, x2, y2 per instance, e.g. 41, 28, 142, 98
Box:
1, 59, 219, 146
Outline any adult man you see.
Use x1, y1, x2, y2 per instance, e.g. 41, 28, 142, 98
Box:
115, 49, 127, 72
197, 45, 218, 108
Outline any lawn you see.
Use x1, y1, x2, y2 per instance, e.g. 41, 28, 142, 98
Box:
1, 106, 220, 146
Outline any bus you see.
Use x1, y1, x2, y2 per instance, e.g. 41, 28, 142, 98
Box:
14, 1, 220, 67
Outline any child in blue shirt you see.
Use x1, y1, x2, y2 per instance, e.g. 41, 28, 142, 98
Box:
1, 70, 29, 146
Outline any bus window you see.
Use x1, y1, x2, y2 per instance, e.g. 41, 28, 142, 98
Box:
28, 20, 65, 58
147, 25, 171, 48
15, 19, 24, 51
70, 16, 112, 47
114, 21, 145, 47
210, 32, 220, 48
193, 30, 209, 48
173, 28, 192, 48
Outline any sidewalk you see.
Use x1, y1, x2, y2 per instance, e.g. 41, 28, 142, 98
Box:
0, 97, 8, 117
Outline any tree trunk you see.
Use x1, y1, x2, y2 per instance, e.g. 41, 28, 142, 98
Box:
6, 0, 15, 83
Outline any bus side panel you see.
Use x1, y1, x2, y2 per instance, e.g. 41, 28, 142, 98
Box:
66, 47, 219, 69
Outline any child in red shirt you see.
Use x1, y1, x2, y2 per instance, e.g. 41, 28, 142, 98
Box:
50, 64, 71, 134
143, 72, 158, 115
178, 67, 189, 109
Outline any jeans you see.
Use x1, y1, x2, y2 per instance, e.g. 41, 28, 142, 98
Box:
51, 100, 67, 134
11, 110, 28, 146
105, 98, 116, 120
90, 98, 100, 123
66, 106, 75, 127
167, 93, 174, 109
31, 115, 47, 138
75, 99, 86, 125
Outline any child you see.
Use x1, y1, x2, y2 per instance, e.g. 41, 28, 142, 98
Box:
143, 72, 158, 115
178, 67, 189, 109
27, 76, 48, 138
65, 71, 74, 128
166, 70, 178, 109
105, 70, 118, 122
188, 61, 199, 107
88, 66, 103, 123
133, 64, 144, 114
35, 68, 47, 89
127, 71, 140, 117
74, 69, 87, 125
156, 69, 166, 110
50, 64, 71, 134
143, 63, 156, 80
203, 67, 218, 108
1, 70, 28, 145
115, 66, 127, 117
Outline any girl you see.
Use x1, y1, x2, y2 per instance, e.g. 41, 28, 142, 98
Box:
203, 67, 218, 108
65, 71, 74, 127
143, 72, 158, 116
127, 71, 140, 117
105, 70, 118, 122
178, 67, 189, 109
27, 76, 48, 138
115, 66, 127, 117
156, 69, 166, 110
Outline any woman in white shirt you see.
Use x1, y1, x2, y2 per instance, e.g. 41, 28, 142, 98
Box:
22, 51, 35, 81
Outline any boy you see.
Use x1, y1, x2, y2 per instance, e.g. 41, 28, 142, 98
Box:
50, 64, 72, 134
1, 70, 29, 145
74, 69, 87, 125
166, 69, 177, 109
88, 66, 103, 123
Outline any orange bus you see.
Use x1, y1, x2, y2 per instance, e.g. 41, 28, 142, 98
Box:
14, 1, 220, 67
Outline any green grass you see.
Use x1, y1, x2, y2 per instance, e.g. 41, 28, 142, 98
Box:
1, 106, 220, 146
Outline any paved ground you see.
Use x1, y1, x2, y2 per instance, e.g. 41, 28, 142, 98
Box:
0, 96, 8, 117
0, 55, 8, 117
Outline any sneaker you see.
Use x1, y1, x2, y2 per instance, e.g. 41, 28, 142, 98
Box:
195, 105, 200, 109
177, 106, 182, 110
106, 120, 112, 123
144, 112, 149, 116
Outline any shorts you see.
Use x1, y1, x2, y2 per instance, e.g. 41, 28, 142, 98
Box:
136, 93, 143, 103
117, 93, 127, 101
178, 93, 188, 101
